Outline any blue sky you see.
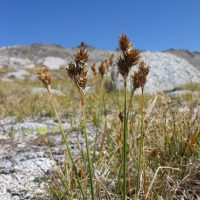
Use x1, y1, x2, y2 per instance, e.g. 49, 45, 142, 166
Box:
0, 0, 200, 51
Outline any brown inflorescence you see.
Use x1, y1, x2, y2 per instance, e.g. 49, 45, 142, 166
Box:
119, 34, 132, 54
108, 53, 114, 66
37, 66, 52, 92
104, 59, 109, 70
66, 48, 88, 96
117, 34, 141, 79
98, 60, 107, 79
91, 63, 97, 76
131, 61, 149, 93
67, 62, 77, 80
118, 111, 124, 123
75, 48, 88, 68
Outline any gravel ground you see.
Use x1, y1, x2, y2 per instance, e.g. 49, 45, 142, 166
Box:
0, 116, 99, 200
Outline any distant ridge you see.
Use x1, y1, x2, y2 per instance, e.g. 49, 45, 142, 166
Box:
165, 49, 200, 69
1, 43, 200, 70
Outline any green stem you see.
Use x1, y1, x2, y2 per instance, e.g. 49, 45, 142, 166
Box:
136, 88, 145, 197
98, 78, 110, 161
92, 127, 99, 161
82, 96, 95, 200
141, 90, 147, 198
101, 78, 110, 146
127, 91, 134, 117
48, 89, 86, 200
123, 79, 128, 200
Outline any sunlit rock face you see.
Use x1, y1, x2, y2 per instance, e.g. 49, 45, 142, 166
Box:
111, 51, 200, 94
37, 56, 67, 70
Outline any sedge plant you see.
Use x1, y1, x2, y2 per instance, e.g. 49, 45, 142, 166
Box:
116, 34, 141, 199
66, 48, 95, 200
98, 59, 111, 160
131, 61, 149, 198
37, 66, 86, 199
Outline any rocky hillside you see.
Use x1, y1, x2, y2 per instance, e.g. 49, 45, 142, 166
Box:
0, 43, 111, 69
0, 44, 200, 93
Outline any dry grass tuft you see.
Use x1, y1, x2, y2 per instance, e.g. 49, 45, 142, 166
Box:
166, 166, 200, 199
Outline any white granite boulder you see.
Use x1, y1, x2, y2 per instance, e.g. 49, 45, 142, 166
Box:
111, 52, 200, 94
37, 56, 67, 70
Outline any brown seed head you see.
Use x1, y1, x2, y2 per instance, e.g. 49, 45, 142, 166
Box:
131, 72, 141, 91
66, 62, 77, 79
75, 48, 88, 68
125, 49, 141, 66
117, 34, 141, 79
139, 61, 149, 75
150, 148, 159, 158
138, 61, 149, 88
67, 48, 88, 96
117, 56, 129, 78
38, 66, 51, 90
104, 59, 109, 70
118, 111, 124, 123
108, 53, 114, 66
99, 60, 107, 79
91, 63, 97, 76
119, 34, 132, 53
74, 68, 88, 96
131, 61, 149, 93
